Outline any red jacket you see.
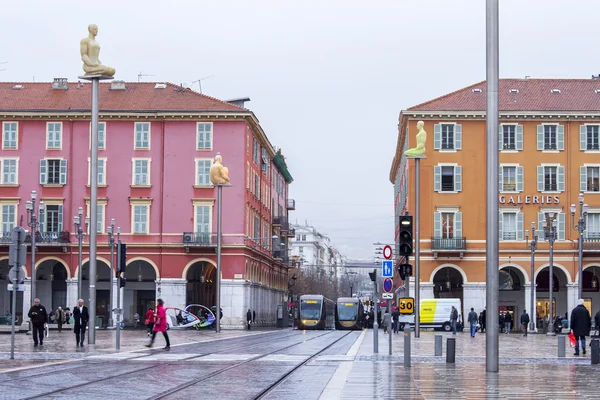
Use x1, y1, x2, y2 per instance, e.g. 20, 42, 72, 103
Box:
153, 304, 167, 332
145, 309, 155, 324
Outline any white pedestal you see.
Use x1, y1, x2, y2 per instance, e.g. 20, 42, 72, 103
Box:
66, 279, 79, 310
524, 284, 538, 332
157, 279, 187, 310
462, 282, 487, 315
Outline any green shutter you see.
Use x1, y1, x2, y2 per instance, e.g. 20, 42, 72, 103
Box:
433, 124, 441, 150
433, 212, 441, 238
499, 167, 504, 192
499, 125, 504, 149
517, 212, 524, 241
580, 125, 587, 151
434, 165, 441, 192
537, 125, 544, 150
499, 212, 503, 241
454, 166, 462, 192
455, 212, 462, 238
516, 166, 524, 192
454, 124, 462, 150
558, 166, 565, 192
557, 125, 564, 151
558, 212, 565, 241
39, 159, 47, 185
59, 159, 67, 185
538, 212, 545, 241
537, 166, 544, 191
516, 125, 523, 150
58, 205, 63, 232
581, 166, 588, 192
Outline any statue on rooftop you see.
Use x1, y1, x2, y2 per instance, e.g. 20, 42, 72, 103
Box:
210, 154, 230, 185
80, 24, 116, 77
404, 121, 427, 157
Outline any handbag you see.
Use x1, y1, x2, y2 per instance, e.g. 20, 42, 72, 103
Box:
568, 331, 577, 348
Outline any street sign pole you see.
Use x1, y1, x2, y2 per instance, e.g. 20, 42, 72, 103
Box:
9, 227, 26, 360
387, 294, 392, 355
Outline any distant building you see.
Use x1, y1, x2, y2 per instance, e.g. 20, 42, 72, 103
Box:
290, 223, 345, 280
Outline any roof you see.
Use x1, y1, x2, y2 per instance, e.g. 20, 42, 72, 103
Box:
0, 81, 246, 113
407, 79, 600, 112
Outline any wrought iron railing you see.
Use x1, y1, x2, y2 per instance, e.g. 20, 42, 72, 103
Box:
431, 237, 466, 250
583, 235, 600, 251
24, 231, 71, 244
0, 232, 11, 243
182, 232, 217, 247
273, 216, 289, 231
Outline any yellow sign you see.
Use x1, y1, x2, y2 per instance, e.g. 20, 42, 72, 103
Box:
304, 300, 317, 304
398, 297, 415, 315
344, 303, 354, 306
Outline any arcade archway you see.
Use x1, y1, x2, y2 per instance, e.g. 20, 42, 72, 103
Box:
186, 261, 216, 308
499, 266, 526, 332
124, 259, 157, 324
81, 260, 112, 326
535, 265, 569, 323
432, 266, 464, 311
36, 259, 68, 312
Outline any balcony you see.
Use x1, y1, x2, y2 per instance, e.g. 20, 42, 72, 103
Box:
285, 227, 295, 237
287, 199, 296, 210
183, 232, 217, 248
272, 216, 290, 231
0, 232, 11, 244
272, 250, 289, 263
583, 235, 600, 252
431, 237, 466, 259
25, 231, 71, 245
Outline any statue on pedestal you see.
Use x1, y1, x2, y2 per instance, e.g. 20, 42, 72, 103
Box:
80, 24, 116, 77
404, 121, 427, 157
210, 155, 230, 185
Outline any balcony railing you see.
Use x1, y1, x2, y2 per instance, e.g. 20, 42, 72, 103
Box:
183, 232, 217, 247
287, 199, 296, 210
272, 216, 289, 231
285, 227, 295, 237
431, 237, 467, 251
583, 235, 600, 251
24, 231, 71, 244
0, 232, 11, 244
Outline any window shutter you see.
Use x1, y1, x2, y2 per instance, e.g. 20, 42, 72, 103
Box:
516, 212, 524, 241
206, 124, 212, 149
454, 212, 462, 239
99, 123, 105, 149
59, 159, 67, 185
499, 167, 504, 192
434, 165, 441, 192
537, 166, 544, 191
516, 125, 524, 150
39, 159, 47, 184
498, 125, 503, 149
557, 125, 564, 151
433, 212, 441, 238
498, 212, 503, 241
58, 205, 63, 232
538, 212, 545, 241
580, 125, 587, 151
39, 208, 45, 232
454, 124, 462, 150
454, 166, 462, 192
516, 166, 524, 192
558, 166, 565, 192
433, 124, 441, 150
580, 166, 588, 192
537, 125, 544, 150
558, 212, 565, 241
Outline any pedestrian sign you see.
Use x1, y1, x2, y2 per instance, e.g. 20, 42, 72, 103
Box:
381, 260, 393, 277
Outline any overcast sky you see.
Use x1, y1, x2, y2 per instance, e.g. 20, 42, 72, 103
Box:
2, 0, 599, 259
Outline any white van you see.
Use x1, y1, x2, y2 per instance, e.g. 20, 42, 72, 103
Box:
398, 298, 462, 332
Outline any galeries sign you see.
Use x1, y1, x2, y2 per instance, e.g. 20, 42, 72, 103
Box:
499, 195, 560, 205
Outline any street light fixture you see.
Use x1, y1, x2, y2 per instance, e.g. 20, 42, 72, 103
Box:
544, 212, 558, 335
571, 193, 589, 299
107, 218, 116, 328
73, 208, 88, 301
25, 190, 44, 335
525, 221, 538, 332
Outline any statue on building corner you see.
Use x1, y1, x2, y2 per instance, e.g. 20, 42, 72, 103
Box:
80, 24, 116, 77
404, 121, 427, 157
210, 154, 230, 185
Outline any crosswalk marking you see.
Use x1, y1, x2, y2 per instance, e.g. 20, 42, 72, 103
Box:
190, 354, 260, 361
132, 353, 200, 361
87, 353, 150, 360
258, 355, 308, 362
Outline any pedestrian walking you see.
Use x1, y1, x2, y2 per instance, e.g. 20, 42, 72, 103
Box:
450, 306, 458, 335
392, 308, 400, 334
55, 306, 66, 332
571, 299, 592, 356
521, 310, 530, 336
246, 309, 252, 330
504, 312, 512, 334
146, 299, 170, 350
253, 310, 256, 324
65, 308, 71, 324
145, 308, 155, 336
480, 308, 486, 332
468, 308, 478, 337
73, 299, 89, 347
382, 310, 390, 334
27, 298, 48, 347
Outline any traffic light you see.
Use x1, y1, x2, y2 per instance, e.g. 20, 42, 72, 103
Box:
397, 263, 413, 280
398, 216, 413, 257
119, 243, 127, 274
368, 269, 377, 282
119, 277, 127, 288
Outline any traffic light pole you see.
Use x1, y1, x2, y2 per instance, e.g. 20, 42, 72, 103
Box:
116, 231, 121, 351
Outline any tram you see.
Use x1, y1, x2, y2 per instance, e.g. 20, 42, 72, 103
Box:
335, 297, 364, 330
297, 295, 336, 330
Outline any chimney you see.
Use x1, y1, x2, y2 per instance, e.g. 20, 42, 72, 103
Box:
592, 74, 600, 79
110, 80, 126, 90
226, 97, 251, 108
51, 78, 69, 90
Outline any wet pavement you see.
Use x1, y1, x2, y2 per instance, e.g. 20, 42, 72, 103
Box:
0, 328, 599, 399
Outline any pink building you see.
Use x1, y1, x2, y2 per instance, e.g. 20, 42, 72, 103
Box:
0, 79, 294, 328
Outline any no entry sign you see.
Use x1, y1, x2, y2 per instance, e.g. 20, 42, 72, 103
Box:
383, 245, 393, 260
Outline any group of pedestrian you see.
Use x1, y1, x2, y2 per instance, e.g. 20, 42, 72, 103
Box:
27, 298, 89, 347
246, 309, 257, 330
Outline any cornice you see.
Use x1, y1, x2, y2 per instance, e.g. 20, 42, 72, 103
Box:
402, 110, 600, 120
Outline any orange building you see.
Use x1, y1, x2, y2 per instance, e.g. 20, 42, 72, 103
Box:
390, 79, 600, 330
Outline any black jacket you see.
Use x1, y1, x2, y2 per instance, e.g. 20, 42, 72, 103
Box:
570, 305, 592, 337
73, 306, 89, 329
28, 304, 48, 325
520, 312, 530, 324
246, 310, 252, 322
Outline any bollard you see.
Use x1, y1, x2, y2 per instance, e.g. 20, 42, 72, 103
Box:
403, 325, 411, 368
557, 335, 565, 358
446, 338, 456, 363
591, 339, 599, 365
434, 335, 443, 356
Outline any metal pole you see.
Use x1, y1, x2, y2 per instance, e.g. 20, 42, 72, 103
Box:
30, 198, 36, 309
415, 158, 421, 338
108, 220, 115, 328
549, 228, 554, 333
10, 260, 19, 360
216, 185, 223, 333
578, 227, 583, 300
116, 230, 121, 350
530, 240, 536, 332
373, 280, 378, 353
78, 225, 83, 301
88, 77, 99, 344
387, 301, 392, 355
485, 0, 500, 373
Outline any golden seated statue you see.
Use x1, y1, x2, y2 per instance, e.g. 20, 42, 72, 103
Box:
210, 155, 231, 185
404, 121, 427, 157
80, 24, 116, 77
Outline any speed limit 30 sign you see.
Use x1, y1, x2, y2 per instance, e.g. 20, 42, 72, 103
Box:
398, 297, 414, 315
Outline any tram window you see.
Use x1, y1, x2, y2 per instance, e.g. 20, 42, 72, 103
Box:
337, 303, 358, 321
300, 300, 322, 319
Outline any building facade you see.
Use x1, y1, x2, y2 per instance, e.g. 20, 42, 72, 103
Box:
0, 79, 294, 328
391, 79, 600, 329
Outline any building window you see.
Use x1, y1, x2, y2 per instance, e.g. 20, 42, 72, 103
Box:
0, 158, 18, 185
500, 165, 523, 192
499, 211, 523, 241
537, 212, 566, 241
433, 123, 462, 151
1, 203, 16, 234
196, 123, 213, 150
46, 122, 62, 149
253, 215, 260, 240
544, 125, 557, 150
85, 202, 105, 234
134, 122, 150, 149
44, 205, 64, 233
132, 204, 149, 234
253, 138, 260, 164
195, 159, 211, 186
195, 205, 211, 234
582, 166, 600, 192
434, 165, 462, 192
87, 158, 107, 185
537, 124, 564, 151
538, 165, 564, 193
132, 159, 150, 186
302, 235, 306, 241
254, 173, 260, 198
433, 211, 462, 240
39, 159, 67, 185
299, 246, 304, 253
2, 122, 17, 150
584, 125, 600, 151
90, 122, 106, 150
587, 213, 600, 239
544, 166, 557, 191
500, 124, 523, 151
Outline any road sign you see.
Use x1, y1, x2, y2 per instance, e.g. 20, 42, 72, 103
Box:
382, 293, 394, 299
381, 260, 393, 277
8, 266, 23, 284
383, 245, 393, 260
383, 277, 393, 293
7, 284, 25, 292
8, 244, 27, 267
397, 297, 415, 315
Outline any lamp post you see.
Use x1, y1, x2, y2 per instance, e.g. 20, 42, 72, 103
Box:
544, 212, 558, 335
525, 221, 537, 332
107, 218, 116, 328
571, 193, 589, 300
25, 191, 44, 335
73, 208, 89, 301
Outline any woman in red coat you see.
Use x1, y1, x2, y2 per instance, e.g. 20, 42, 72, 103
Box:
145, 299, 170, 350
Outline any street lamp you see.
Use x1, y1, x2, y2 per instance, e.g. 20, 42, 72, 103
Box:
107, 218, 116, 328
25, 191, 44, 335
571, 193, 589, 299
73, 208, 88, 301
544, 212, 558, 335
525, 221, 538, 332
